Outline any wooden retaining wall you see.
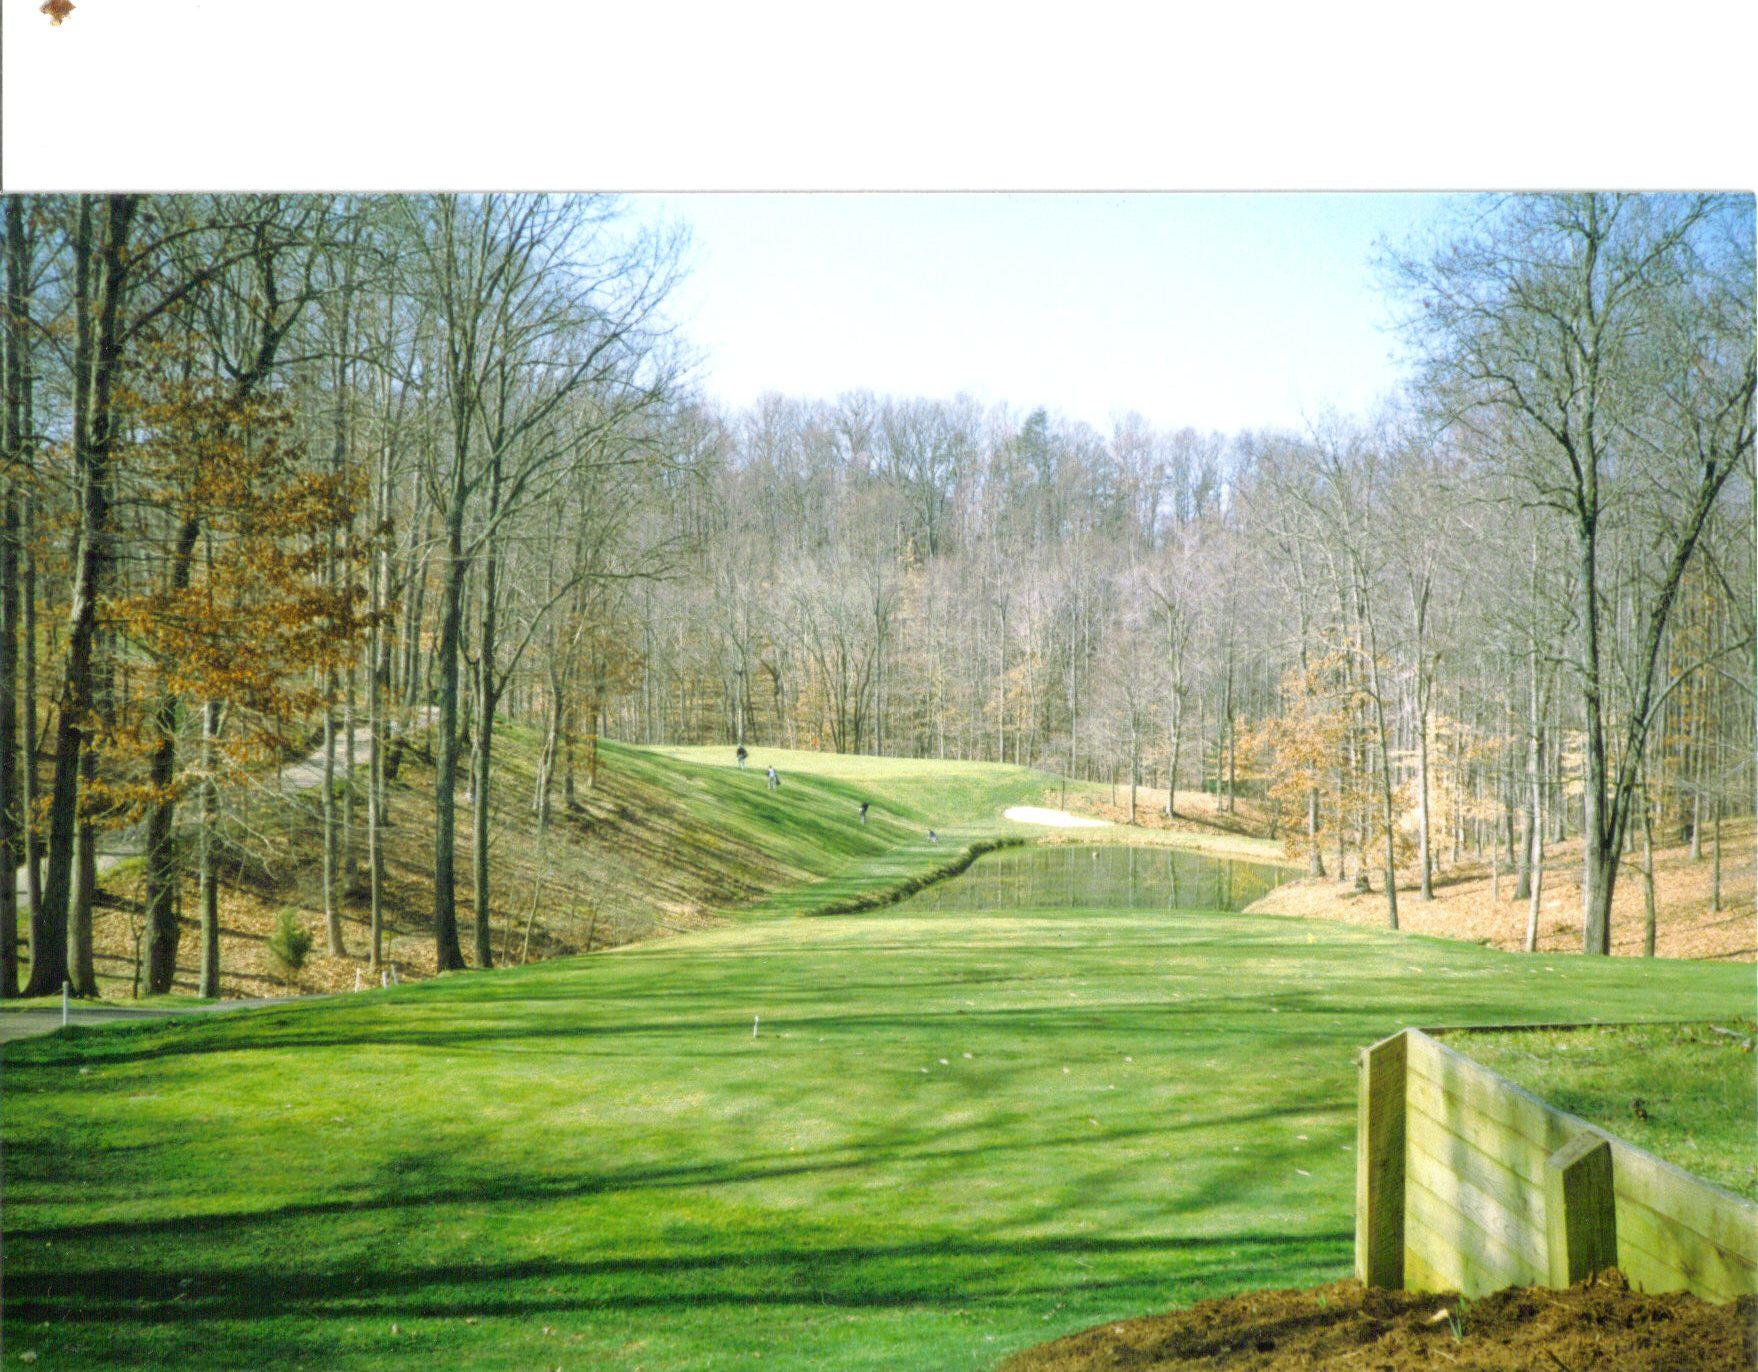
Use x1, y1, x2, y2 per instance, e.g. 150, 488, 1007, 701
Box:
1355, 1027, 1758, 1302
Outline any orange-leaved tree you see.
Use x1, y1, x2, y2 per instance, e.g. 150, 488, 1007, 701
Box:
110, 380, 374, 996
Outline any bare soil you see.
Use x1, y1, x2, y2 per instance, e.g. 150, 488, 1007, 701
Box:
1247, 821, 1754, 962
998, 1270, 1757, 1371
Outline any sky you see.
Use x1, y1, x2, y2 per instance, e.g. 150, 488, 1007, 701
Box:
626, 193, 1461, 435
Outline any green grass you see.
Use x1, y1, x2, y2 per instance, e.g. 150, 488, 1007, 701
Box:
1456, 1020, 1758, 1200
646, 744, 1061, 834
3, 748, 1752, 1369
0, 992, 222, 1014
12, 734, 1072, 1000
641, 745, 1071, 921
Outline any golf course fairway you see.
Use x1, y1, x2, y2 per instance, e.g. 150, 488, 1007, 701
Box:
3, 750, 1749, 1370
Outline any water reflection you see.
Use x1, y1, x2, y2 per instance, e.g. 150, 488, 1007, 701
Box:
902, 844, 1288, 914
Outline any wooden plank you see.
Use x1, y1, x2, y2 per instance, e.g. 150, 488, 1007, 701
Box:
1406, 1097, 1545, 1225
1399, 1069, 1554, 1182
1404, 1231, 1463, 1294
1405, 1117, 1548, 1274
1356, 1030, 1407, 1288
1545, 1132, 1617, 1286
1413, 1030, 1758, 1258
1617, 1185, 1758, 1282
1403, 1078, 1550, 1206
1405, 1173, 1531, 1295
1406, 1034, 1573, 1156
1379, 1031, 1758, 1305
1606, 1139, 1758, 1262
1616, 1234, 1696, 1297
1616, 1192, 1756, 1302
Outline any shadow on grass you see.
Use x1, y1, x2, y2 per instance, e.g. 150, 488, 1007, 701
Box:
7, 1082, 1345, 1249
22, 984, 1370, 1067
6, 1227, 1350, 1325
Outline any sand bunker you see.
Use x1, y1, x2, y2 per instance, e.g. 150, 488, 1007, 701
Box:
1003, 806, 1107, 829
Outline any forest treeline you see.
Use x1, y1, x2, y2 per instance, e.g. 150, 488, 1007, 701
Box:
0, 192, 1752, 997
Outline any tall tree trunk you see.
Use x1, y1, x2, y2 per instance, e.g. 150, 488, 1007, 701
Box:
141, 691, 181, 993
0, 196, 24, 999
1166, 691, 1182, 820
1639, 775, 1657, 958
470, 491, 502, 970
142, 517, 199, 994
197, 701, 221, 997
1524, 839, 1544, 953
20, 485, 39, 938
0, 472, 15, 999
68, 771, 98, 996
1415, 675, 1433, 899
342, 658, 357, 886
471, 656, 496, 969
1490, 806, 1501, 902
430, 507, 467, 972
562, 698, 577, 809
1551, 731, 1566, 844
585, 692, 600, 789
1127, 728, 1138, 825
367, 431, 391, 972
70, 512, 117, 995
321, 655, 343, 955
1523, 718, 1547, 952
1515, 645, 1538, 901
1222, 625, 1236, 813
534, 656, 561, 825
28, 196, 136, 997
1711, 791, 1722, 912
1356, 575, 1399, 928
1578, 516, 1615, 956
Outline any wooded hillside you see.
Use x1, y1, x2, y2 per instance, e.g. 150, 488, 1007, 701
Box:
1, 193, 1751, 994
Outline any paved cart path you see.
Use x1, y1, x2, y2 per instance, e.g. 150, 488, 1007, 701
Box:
12, 710, 436, 905
0, 998, 289, 1045
7, 712, 436, 1036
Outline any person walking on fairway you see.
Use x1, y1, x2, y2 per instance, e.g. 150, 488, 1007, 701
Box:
735, 744, 748, 769
927, 829, 938, 844
859, 801, 869, 824
767, 766, 779, 792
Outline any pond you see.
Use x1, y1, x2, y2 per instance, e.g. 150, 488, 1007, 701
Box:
901, 843, 1292, 914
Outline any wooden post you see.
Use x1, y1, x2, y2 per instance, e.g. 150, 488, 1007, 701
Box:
1544, 1132, 1617, 1286
1355, 1029, 1408, 1287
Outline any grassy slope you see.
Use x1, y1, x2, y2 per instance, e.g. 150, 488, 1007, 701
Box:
3, 776, 1750, 1372
650, 744, 1094, 918
1458, 1020, 1758, 1200
5, 735, 1071, 1001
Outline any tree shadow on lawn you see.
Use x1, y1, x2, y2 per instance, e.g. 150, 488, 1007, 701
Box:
7, 1227, 1351, 1325
8, 1017, 1357, 1350
7, 1084, 1345, 1250
18, 985, 1373, 1068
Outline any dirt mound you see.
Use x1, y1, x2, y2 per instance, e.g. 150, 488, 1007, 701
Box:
997, 1271, 1756, 1371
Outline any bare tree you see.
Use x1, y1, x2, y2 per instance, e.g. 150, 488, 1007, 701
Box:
400, 193, 680, 970
1394, 193, 1755, 953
